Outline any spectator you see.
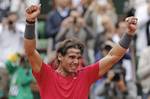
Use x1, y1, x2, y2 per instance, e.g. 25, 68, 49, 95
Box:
5, 53, 34, 99
0, 0, 10, 22
134, 0, 150, 56
93, 41, 128, 99
0, 12, 24, 63
45, 0, 71, 49
9, 0, 40, 22
137, 46, 150, 99
56, 9, 94, 43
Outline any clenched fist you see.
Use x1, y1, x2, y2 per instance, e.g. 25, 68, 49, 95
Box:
25, 4, 41, 22
125, 16, 138, 35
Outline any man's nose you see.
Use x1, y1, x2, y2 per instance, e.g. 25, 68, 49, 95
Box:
74, 58, 79, 64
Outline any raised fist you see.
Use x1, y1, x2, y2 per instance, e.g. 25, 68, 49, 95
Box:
25, 4, 41, 22
125, 16, 138, 35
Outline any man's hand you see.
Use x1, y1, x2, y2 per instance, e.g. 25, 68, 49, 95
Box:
25, 4, 41, 22
61, 17, 74, 28
125, 16, 138, 35
76, 17, 86, 27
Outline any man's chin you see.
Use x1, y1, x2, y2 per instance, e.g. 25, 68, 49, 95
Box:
69, 69, 77, 73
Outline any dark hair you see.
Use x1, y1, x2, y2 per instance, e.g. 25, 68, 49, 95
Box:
56, 38, 84, 56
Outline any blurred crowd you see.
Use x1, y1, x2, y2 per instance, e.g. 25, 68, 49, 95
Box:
0, 0, 150, 99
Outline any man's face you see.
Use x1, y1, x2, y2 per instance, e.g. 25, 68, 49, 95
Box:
8, 13, 17, 24
59, 48, 82, 74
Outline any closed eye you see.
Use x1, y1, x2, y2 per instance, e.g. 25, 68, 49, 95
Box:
69, 56, 82, 60
78, 56, 82, 60
69, 56, 76, 59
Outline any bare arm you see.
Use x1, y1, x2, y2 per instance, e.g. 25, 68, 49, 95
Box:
98, 17, 138, 76
24, 5, 42, 72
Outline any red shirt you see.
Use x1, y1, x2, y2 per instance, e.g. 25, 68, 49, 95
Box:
32, 62, 100, 99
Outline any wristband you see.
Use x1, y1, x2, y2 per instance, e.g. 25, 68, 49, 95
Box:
26, 20, 35, 24
24, 23, 35, 39
119, 33, 133, 49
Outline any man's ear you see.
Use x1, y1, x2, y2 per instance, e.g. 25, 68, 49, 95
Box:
57, 53, 63, 61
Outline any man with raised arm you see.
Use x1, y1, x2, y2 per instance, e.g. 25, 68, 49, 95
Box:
24, 4, 137, 99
